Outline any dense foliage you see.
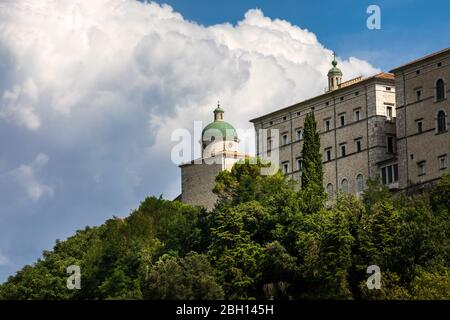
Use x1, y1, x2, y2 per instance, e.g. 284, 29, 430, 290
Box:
301, 111, 325, 213
1, 164, 449, 300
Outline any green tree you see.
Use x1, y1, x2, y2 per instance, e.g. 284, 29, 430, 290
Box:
144, 252, 224, 300
409, 269, 450, 300
390, 197, 449, 282
358, 200, 400, 270
300, 111, 325, 213
293, 208, 354, 299
359, 271, 411, 300
430, 173, 450, 215
362, 178, 392, 211
208, 204, 264, 299
2, 165, 450, 300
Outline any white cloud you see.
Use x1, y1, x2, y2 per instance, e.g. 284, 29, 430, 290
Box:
0, 0, 378, 138
0, 0, 381, 281
0, 0, 382, 214
11, 153, 54, 201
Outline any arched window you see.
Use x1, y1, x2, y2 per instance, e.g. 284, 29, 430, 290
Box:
436, 79, 445, 100
356, 174, 364, 193
341, 178, 349, 193
437, 110, 447, 133
326, 183, 334, 197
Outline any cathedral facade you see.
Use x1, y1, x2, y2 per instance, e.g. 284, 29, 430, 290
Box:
251, 48, 450, 197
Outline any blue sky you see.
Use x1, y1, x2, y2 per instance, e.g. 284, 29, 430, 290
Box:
0, 0, 449, 283
150, 0, 450, 71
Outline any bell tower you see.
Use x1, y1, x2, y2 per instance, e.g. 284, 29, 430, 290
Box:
328, 52, 343, 91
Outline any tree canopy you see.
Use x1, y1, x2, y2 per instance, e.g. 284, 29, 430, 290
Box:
1, 163, 449, 300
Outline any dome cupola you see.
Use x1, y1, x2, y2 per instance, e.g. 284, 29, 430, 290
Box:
201, 103, 239, 156
328, 52, 343, 91
202, 104, 238, 142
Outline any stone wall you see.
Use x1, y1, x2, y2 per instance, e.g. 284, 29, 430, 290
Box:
181, 160, 223, 210
252, 74, 396, 196
393, 49, 450, 191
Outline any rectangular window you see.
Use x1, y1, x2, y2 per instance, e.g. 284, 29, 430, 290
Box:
340, 143, 347, 157
416, 89, 422, 101
418, 161, 426, 176
355, 138, 362, 152
324, 119, 331, 132
416, 120, 423, 133
339, 113, 346, 127
388, 165, 393, 182
439, 155, 447, 170
386, 106, 393, 120
282, 162, 289, 174
296, 158, 302, 171
387, 136, 395, 153
296, 128, 302, 141
354, 108, 361, 122
282, 134, 289, 145
267, 138, 272, 151
381, 164, 398, 185
325, 148, 332, 162
381, 167, 387, 184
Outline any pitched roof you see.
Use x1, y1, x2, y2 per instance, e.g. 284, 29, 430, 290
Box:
390, 47, 450, 73
249, 72, 394, 123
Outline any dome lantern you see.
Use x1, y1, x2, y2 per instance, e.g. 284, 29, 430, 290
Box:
201, 104, 239, 156
213, 102, 225, 121
328, 52, 343, 91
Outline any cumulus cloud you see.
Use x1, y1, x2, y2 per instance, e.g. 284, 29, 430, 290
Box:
0, 0, 380, 281
0, 0, 378, 135
12, 153, 54, 201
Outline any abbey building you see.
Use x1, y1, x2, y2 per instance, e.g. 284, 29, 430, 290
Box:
179, 47, 450, 209
251, 56, 396, 197
251, 48, 450, 197
391, 48, 450, 193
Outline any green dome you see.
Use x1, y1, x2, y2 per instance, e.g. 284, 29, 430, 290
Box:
202, 121, 238, 141
328, 59, 342, 76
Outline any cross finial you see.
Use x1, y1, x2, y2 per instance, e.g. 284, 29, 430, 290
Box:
217, 100, 220, 107
332, 51, 338, 67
